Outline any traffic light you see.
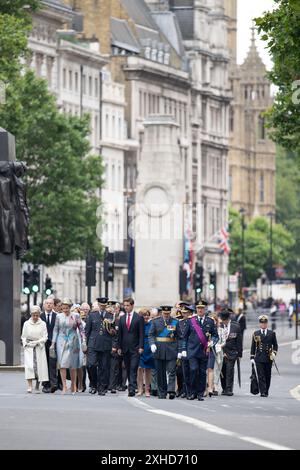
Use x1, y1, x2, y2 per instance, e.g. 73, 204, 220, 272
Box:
194, 263, 204, 294
179, 266, 188, 296
209, 272, 216, 291
31, 268, 40, 293
23, 270, 31, 295
45, 276, 53, 296
104, 249, 114, 283
86, 254, 96, 287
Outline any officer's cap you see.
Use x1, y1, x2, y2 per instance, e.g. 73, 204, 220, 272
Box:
96, 297, 108, 305
107, 300, 117, 306
259, 315, 268, 323
196, 299, 208, 308
160, 305, 173, 312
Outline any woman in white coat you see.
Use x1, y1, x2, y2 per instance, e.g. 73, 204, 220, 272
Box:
21, 305, 49, 393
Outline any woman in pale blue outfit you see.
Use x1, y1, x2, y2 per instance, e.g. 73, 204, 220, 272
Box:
50, 299, 87, 394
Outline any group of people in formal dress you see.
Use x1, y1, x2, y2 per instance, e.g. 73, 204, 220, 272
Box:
21, 296, 278, 399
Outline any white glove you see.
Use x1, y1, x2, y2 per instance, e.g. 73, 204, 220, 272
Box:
215, 344, 221, 354
82, 342, 87, 353
181, 351, 187, 358
207, 341, 213, 348
177, 353, 182, 359
251, 358, 255, 365
151, 344, 157, 354
270, 352, 276, 361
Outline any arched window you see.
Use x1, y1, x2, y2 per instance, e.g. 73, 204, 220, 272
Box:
258, 115, 266, 140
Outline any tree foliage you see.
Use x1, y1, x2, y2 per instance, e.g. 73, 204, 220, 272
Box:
0, 1, 40, 83
255, 1, 300, 154
229, 208, 295, 285
0, 71, 103, 266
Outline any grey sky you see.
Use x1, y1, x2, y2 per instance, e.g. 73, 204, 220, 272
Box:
237, 0, 275, 69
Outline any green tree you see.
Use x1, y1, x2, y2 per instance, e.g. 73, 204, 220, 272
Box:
0, 70, 103, 266
255, 1, 300, 155
229, 208, 295, 285
0, 1, 40, 83
276, 147, 300, 274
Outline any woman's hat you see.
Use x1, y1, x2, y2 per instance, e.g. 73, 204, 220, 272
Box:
61, 298, 72, 306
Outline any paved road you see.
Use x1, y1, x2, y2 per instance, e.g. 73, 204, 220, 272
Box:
0, 317, 299, 450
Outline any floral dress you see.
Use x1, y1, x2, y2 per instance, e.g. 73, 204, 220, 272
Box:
52, 313, 85, 369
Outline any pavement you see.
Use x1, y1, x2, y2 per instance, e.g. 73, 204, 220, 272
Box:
0, 312, 299, 450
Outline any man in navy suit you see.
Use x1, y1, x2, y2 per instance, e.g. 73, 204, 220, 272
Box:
117, 298, 144, 397
182, 300, 218, 401
41, 297, 57, 393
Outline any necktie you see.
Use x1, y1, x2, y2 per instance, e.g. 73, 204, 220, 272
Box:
47, 313, 50, 326
126, 313, 131, 330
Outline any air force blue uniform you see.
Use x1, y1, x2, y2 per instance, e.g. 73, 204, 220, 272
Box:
149, 314, 180, 398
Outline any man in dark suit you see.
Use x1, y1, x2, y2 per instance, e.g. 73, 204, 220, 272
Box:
235, 308, 247, 346
250, 315, 278, 397
117, 298, 144, 397
85, 297, 116, 396
220, 309, 243, 396
182, 300, 218, 401
41, 297, 57, 393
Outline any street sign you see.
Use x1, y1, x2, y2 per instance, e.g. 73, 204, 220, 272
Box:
229, 275, 238, 292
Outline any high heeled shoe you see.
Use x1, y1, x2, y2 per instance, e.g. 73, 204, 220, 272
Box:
27, 388, 32, 393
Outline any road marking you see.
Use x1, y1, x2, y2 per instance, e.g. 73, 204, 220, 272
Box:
128, 398, 293, 450
290, 385, 300, 402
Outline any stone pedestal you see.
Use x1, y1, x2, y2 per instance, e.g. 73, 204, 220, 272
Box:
0, 128, 21, 365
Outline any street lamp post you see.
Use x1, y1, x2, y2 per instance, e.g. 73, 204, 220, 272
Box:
239, 208, 246, 300
267, 211, 275, 298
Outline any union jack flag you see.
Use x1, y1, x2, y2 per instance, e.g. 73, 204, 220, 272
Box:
219, 225, 231, 255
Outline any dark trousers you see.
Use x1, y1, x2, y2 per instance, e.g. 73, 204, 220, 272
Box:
156, 358, 177, 397
88, 349, 111, 392
189, 357, 208, 396
256, 362, 272, 395
221, 357, 236, 393
123, 350, 140, 394
176, 361, 184, 394
182, 358, 191, 395
109, 352, 123, 389
42, 342, 57, 389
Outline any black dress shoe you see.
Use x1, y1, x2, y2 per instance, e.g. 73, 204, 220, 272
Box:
187, 394, 196, 400
50, 386, 57, 393
221, 390, 226, 395
197, 394, 204, 401
260, 393, 268, 397
42, 387, 51, 394
117, 386, 123, 391
81, 387, 86, 393
181, 393, 187, 399
176, 391, 182, 398
128, 391, 135, 397
111, 389, 117, 394
224, 391, 234, 396
91, 388, 97, 394
151, 390, 158, 397
57, 384, 63, 391
98, 391, 105, 396
158, 395, 167, 399
169, 392, 176, 400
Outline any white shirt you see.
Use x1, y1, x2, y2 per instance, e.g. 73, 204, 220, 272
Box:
261, 329, 267, 336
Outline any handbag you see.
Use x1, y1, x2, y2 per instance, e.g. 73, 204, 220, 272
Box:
250, 364, 259, 395
49, 346, 56, 359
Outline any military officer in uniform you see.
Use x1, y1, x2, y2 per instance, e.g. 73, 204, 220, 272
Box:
250, 315, 278, 397
182, 300, 218, 401
149, 306, 181, 399
108, 301, 124, 393
220, 309, 243, 396
178, 304, 194, 399
85, 297, 116, 395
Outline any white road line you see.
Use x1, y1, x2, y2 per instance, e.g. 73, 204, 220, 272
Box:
128, 398, 293, 450
290, 385, 300, 402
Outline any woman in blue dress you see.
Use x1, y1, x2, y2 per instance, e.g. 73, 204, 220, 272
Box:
137, 308, 155, 397
50, 299, 86, 395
